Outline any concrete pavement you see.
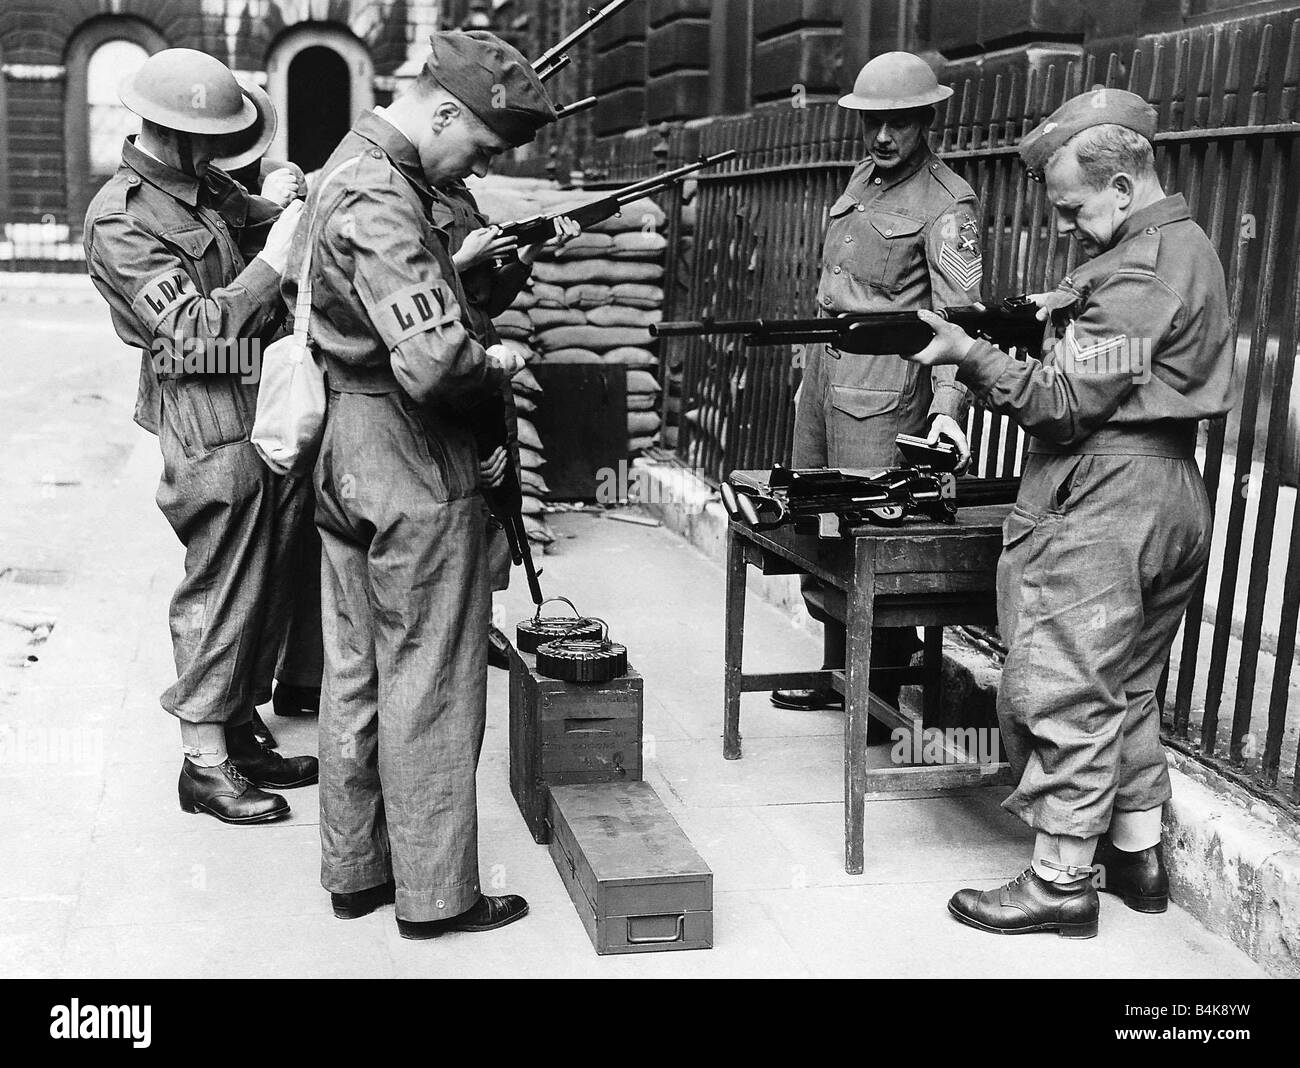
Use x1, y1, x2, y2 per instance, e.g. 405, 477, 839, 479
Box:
0, 290, 1268, 978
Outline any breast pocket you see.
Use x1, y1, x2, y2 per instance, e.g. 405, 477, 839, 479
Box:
159, 224, 214, 274
852, 211, 924, 293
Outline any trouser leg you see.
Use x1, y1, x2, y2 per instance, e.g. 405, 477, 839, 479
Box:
155, 382, 300, 725
316, 517, 389, 894
277, 504, 325, 688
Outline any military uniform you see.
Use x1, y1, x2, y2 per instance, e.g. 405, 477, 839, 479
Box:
84, 138, 308, 726
789, 147, 984, 690
794, 148, 982, 471
955, 191, 1234, 838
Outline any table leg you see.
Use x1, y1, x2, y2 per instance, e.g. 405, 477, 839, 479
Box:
923, 626, 943, 727
844, 539, 876, 875
723, 524, 746, 760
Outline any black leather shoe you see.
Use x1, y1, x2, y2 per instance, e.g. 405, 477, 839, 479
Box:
487, 625, 511, 670
178, 759, 290, 824
770, 687, 894, 743
332, 880, 396, 920
249, 708, 278, 748
948, 868, 1099, 938
396, 894, 529, 939
226, 721, 319, 789
1093, 837, 1169, 913
273, 683, 321, 718
771, 687, 843, 712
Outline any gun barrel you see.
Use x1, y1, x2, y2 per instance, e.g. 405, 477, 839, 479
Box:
554, 95, 598, 120
534, 0, 638, 79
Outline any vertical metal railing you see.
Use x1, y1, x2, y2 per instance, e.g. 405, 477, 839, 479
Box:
613, 17, 1300, 816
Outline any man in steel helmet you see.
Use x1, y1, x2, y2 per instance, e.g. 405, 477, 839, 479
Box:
772, 52, 985, 734
84, 48, 318, 825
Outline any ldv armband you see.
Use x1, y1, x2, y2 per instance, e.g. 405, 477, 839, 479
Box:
131, 268, 193, 332
381, 279, 458, 347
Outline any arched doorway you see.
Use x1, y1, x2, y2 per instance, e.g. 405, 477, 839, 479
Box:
287, 46, 351, 173
266, 25, 374, 177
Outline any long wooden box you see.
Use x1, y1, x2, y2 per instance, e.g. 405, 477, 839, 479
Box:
509, 645, 643, 844
547, 782, 713, 955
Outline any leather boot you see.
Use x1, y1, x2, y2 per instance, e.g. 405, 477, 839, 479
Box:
225, 721, 319, 789
249, 709, 277, 749
948, 868, 1099, 938
396, 894, 529, 940
487, 625, 511, 670
178, 759, 290, 824
273, 683, 321, 718
332, 880, 397, 919
1093, 837, 1169, 913
770, 687, 893, 743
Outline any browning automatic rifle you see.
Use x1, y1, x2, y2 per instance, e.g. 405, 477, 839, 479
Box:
494, 150, 736, 248
653, 294, 1049, 359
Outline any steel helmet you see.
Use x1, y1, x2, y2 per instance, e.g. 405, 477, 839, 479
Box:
211, 82, 278, 171
838, 51, 953, 112
119, 48, 256, 135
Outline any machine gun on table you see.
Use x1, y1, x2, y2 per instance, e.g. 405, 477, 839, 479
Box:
720, 435, 1021, 540
653, 294, 1051, 359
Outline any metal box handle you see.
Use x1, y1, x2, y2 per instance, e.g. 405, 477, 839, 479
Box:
625, 913, 685, 944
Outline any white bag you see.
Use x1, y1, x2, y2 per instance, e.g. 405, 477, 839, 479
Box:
251, 161, 354, 476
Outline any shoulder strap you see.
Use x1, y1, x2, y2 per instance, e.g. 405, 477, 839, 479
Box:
293, 156, 364, 341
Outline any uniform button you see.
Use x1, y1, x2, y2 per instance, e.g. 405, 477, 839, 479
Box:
436, 899, 446, 909
822, 296, 832, 306
1145, 226, 1157, 234
832, 266, 842, 274
371, 148, 383, 159
126, 175, 140, 186
873, 177, 882, 184
844, 235, 853, 243
884, 229, 893, 236
856, 204, 866, 212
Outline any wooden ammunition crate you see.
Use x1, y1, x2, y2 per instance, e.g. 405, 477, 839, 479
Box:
548, 782, 713, 955
509, 645, 643, 844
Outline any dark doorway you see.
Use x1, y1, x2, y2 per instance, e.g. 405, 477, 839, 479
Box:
287, 46, 350, 173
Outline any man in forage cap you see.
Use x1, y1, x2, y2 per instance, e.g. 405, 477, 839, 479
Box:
906, 87, 1235, 937
284, 30, 556, 937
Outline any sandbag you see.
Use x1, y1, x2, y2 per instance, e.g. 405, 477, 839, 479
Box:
628, 434, 659, 454
611, 283, 664, 309
532, 258, 663, 286
564, 284, 614, 309
516, 419, 543, 450
511, 288, 538, 311
498, 338, 534, 362
586, 305, 662, 328
603, 346, 658, 367
520, 494, 544, 516
493, 309, 532, 340
627, 393, 657, 412
539, 347, 603, 364
520, 469, 550, 496
610, 231, 667, 259
551, 232, 615, 258
536, 324, 653, 353
587, 196, 665, 234
627, 411, 662, 435
523, 515, 554, 543
512, 367, 543, 396
514, 393, 537, 414
530, 307, 587, 329
530, 282, 569, 308
518, 445, 546, 470
626, 369, 661, 395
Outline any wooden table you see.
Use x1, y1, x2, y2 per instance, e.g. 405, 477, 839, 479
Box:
723, 487, 1013, 874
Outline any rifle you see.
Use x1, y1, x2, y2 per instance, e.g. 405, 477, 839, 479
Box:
653, 294, 1049, 359
468, 390, 545, 609
493, 150, 737, 249
534, 0, 640, 82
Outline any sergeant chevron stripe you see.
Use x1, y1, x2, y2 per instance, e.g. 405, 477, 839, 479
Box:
939, 243, 982, 290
